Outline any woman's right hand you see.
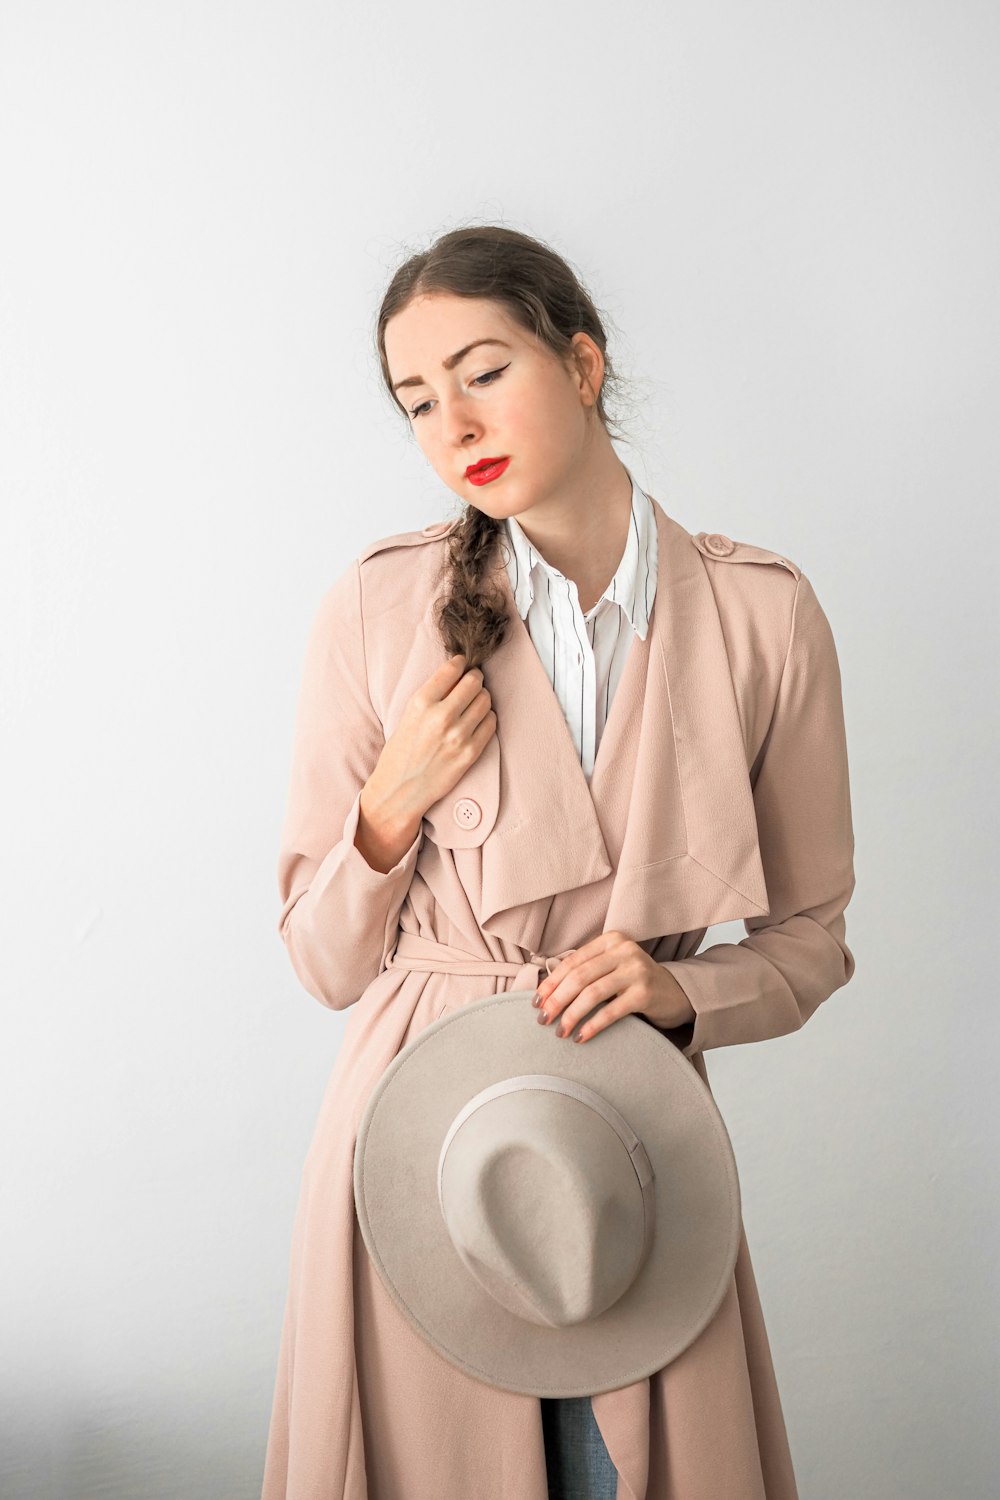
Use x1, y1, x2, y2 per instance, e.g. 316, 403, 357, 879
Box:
355, 654, 496, 868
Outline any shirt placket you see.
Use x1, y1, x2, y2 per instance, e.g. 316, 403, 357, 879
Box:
559, 577, 597, 781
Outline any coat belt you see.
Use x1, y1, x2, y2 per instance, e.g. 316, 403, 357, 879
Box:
387, 929, 578, 996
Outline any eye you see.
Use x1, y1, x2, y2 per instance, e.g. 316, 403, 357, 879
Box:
409, 364, 509, 420
473, 365, 508, 390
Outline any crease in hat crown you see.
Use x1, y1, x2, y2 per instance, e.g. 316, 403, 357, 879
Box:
436, 1073, 656, 1328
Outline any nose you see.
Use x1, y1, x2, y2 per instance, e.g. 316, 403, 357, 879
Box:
438, 392, 484, 452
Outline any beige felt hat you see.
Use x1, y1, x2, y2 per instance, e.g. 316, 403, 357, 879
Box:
353, 990, 741, 1398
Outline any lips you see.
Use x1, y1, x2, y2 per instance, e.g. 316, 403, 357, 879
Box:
466, 457, 510, 486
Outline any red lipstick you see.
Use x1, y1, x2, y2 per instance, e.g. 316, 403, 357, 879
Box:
465, 457, 510, 486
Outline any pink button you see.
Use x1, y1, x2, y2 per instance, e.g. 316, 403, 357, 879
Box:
453, 797, 482, 829
704, 532, 735, 555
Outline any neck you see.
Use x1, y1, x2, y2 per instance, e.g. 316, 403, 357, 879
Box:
511, 443, 635, 610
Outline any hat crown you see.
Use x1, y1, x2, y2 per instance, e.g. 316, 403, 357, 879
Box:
437, 1075, 656, 1328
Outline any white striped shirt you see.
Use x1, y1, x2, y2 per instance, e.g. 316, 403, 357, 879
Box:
501, 470, 658, 782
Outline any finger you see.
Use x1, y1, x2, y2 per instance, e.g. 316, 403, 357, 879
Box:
536, 952, 610, 1023
538, 939, 637, 1019
535, 937, 619, 1011
551, 968, 627, 1037
574, 990, 640, 1044
556, 956, 647, 1037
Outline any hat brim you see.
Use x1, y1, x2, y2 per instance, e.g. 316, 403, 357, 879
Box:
354, 991, 741, 1397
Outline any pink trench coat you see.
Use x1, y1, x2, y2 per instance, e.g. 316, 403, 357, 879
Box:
260, 496, 856, 1500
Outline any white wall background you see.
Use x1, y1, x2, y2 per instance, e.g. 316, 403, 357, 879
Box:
2, 2, 997, 1496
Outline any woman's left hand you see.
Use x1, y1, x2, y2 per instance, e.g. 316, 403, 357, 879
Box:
532, 931, 696, 1043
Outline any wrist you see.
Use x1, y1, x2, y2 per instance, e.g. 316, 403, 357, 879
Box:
358, 781, 422, 853
651, 967, 696, 1030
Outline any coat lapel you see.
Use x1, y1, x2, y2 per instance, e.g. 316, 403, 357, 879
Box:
597, 499, 771, 935
475, 585, 617, 931
473, 495, 771, 945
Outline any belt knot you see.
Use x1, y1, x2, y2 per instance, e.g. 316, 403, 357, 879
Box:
387, 931, 578, 993
525, 947, 578, 979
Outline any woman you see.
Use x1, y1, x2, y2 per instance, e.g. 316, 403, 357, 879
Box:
261, 225, 856, 1500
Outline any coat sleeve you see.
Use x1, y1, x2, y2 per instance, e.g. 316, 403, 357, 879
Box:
658, 570, 857, 1057
275, 558, 422, 1010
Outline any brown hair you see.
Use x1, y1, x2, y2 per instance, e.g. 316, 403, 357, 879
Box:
375, 224, 634, 670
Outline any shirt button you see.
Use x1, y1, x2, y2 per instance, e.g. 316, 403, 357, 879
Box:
704, 532, 735, 556
452, 797, 482, 829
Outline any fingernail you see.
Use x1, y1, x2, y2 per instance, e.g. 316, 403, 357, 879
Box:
537, 1011, 548, 1025
531, 993, 542, 1007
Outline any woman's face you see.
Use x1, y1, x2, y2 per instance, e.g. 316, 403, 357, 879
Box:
383, 292, 602, 520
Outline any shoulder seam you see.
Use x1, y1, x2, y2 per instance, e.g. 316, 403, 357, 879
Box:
776, 572, 803, 696
748, 570, 803, 786
352, 555, 380, 733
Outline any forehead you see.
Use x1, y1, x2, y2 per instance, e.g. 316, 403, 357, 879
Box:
384, 293, 523, 371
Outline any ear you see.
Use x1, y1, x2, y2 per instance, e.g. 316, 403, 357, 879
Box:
567, 330, 604, 409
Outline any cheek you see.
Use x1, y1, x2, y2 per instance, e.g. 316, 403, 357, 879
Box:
498, 387, 564, 452
490, 388, 526, 434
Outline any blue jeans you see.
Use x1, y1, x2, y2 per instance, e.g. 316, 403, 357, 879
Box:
540, 1396, 618, 1499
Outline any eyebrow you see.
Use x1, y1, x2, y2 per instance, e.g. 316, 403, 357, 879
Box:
391, 338, 513, 394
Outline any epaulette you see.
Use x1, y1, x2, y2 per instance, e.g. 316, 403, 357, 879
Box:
691, 530, 801, 580
358, 517, 461, 564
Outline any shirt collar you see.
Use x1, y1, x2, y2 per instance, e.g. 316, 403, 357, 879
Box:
501, 469, 656, 639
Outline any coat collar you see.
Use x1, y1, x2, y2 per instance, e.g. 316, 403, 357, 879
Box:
408, 494, 771, 951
